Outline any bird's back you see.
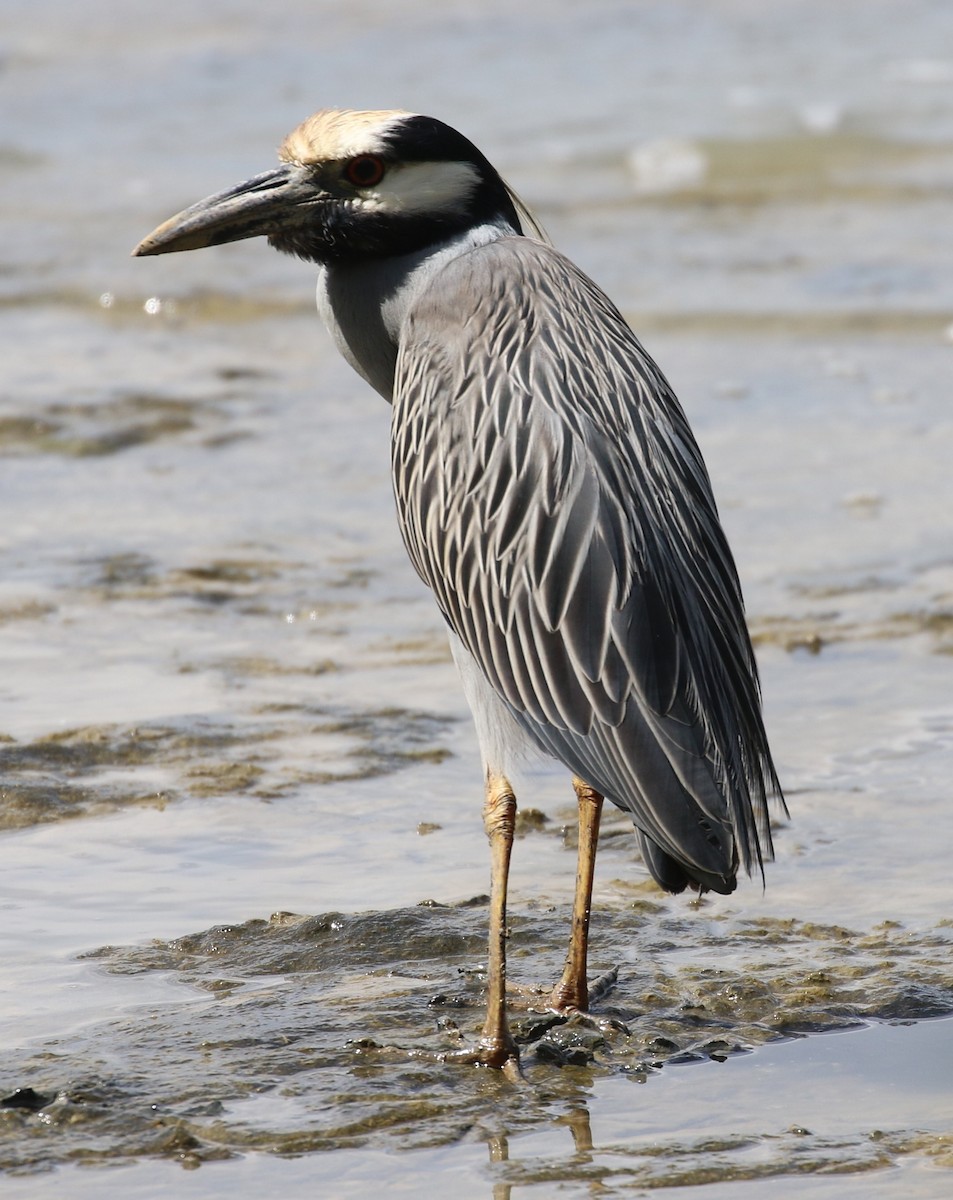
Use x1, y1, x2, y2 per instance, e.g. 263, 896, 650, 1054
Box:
392, 234, 782, 894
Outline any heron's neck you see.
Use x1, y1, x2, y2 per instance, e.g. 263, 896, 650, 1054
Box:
316, 219, 515, 402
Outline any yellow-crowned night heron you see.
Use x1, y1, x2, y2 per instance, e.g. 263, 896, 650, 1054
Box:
135, 109, 785, 1075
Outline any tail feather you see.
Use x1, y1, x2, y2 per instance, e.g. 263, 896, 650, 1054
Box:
637, 829, 737, 896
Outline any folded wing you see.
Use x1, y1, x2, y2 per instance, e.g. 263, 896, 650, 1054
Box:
392, 236, 783, 893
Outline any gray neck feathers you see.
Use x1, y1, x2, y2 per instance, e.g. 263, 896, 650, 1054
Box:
316, 219, 515, 402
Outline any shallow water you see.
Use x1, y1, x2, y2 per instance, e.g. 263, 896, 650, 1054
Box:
2, 0, 953, 1193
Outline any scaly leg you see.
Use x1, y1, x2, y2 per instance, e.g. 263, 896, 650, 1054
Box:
478, 771, 521, 1074
549, 778, 604, 1012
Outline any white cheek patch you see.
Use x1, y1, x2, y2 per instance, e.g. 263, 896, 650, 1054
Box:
362, 160, 482, 216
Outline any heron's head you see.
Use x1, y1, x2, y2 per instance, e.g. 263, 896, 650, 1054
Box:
133, 109, 532, 264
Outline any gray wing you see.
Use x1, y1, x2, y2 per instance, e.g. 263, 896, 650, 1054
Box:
391, 236, 783, 892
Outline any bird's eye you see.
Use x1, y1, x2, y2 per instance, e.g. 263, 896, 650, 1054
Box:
344, 155, 386, 188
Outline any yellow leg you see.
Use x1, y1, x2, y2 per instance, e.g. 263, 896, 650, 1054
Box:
549, 778, 604, 1012
478, 772, 521, 1073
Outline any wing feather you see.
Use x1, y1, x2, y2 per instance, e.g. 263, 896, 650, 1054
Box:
391, 235, 783, 890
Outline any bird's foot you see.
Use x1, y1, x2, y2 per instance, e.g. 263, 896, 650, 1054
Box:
585, 964, 619, 1007
436, 1024, 524, 1080
513, 971, 625, 1067
547, 965, 619, 1015
441, 1043, 523, 1080
548, 979, 587, 1013
347, 1028, 524, 1079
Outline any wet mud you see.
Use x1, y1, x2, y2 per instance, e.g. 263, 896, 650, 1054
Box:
1, 903, 951, 1180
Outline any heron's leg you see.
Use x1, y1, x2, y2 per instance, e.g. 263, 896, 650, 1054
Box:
549, 778, 604, 1012
478, 771, 521, 1073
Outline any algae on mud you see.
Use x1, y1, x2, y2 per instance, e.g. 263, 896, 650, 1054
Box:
1, 903, 951, 1178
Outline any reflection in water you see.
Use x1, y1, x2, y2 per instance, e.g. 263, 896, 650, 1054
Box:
478, 1018, 953, 1193
488, 1132, 510, 1200
487, 1097, 596, 1198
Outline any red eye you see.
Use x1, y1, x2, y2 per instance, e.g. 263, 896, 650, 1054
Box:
345, 155, 386, 187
